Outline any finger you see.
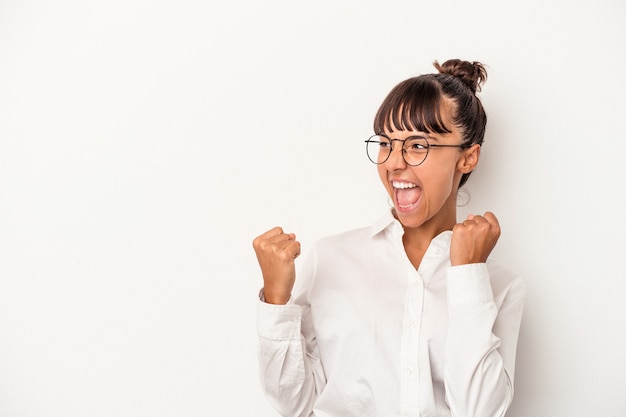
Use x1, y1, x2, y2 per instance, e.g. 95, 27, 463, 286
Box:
264, 226, 285, 238
264, 230, 298, 251
462, 215, 483, 226
261, 227, 297, 245
266, 231, 294, 244
464, 213, 488, 224
466, 213, 493, 225
462, 219, 474, 226
253, 227, 292, 250
286, 240, 301, 259
483, 211, 500, 227
253, 226, 284, 243
266, 239, 301, 261
273, 235, 300, 256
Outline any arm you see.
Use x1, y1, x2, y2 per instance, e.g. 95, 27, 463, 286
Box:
445, 212, 525, 416
444, 263, 526, 417
257, 294, 325, 417
254, 228, 325, 417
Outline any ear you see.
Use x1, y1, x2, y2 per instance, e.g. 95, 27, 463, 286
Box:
457, 144, 481, 174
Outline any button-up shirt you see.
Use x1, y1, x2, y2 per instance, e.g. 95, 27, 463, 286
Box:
257, 210, 526, 417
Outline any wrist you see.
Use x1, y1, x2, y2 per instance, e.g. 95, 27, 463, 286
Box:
262, 287, 291, 305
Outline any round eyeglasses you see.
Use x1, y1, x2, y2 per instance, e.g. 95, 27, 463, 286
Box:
365, 134, 471, 167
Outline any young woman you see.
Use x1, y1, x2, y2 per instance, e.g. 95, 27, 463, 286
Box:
253, 59, 526, 417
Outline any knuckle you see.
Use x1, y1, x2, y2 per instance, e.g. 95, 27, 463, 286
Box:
452, 224, 465, 234
257, 239, 274, 254
277, 250, 291, 262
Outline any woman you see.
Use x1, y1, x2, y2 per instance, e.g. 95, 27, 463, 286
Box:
253, 59, 526, 417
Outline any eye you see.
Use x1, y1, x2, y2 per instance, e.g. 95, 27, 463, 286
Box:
405, 138, 429, 152
374, 135, 391, 148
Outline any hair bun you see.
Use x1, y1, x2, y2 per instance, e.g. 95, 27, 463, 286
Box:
433, 59, 487, 93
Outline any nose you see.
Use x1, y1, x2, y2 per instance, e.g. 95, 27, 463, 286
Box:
384, 144, 407, 171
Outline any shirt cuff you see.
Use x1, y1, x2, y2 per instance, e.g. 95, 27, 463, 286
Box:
257, 288, 301, 340
447, 263, 494, 305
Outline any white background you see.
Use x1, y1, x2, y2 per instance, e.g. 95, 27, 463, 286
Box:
1, 1, 625, 416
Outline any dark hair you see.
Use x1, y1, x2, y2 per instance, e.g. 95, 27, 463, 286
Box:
373, 59, 488, 187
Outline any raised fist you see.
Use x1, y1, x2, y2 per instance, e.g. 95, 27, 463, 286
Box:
450, 212, 501, 266
252, 227, 301, 304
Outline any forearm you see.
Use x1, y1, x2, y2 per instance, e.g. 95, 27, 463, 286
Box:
257, 298, 319, 417
444, 263, 525, 417
445, 303, 513, 417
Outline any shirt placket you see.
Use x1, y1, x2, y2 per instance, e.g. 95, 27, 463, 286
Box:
400, 266, 424, 417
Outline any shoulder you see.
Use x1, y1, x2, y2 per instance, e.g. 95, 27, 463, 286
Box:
310, 226, 373, 258
312, 210, 395, 250
301, 225, 380, 271
316, 226, 372, 246
294, 226, 377, 297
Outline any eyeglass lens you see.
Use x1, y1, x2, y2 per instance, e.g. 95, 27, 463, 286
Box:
366, 135, 429, 166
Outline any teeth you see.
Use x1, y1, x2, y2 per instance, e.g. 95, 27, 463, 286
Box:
392, 181, 417, 189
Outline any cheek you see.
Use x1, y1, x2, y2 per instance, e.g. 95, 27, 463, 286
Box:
419, 163, 458, 195
377, 165, 388, 186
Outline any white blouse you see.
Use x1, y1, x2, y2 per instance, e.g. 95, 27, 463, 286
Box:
257, 210, 526, 417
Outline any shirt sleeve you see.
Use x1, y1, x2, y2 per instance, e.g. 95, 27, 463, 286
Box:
256, 248, 326, 417
444, 262, 526, 417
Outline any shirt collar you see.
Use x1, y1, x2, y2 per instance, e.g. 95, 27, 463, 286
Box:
370, 208, 399, 237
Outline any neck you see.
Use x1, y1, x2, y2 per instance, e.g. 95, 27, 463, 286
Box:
395, 192, 458, 269
401, 212, 455, 247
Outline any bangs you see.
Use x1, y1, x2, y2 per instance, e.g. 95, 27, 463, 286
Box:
373, 76, 452, 135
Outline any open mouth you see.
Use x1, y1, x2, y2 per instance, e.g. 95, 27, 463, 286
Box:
392, 181, 421, 209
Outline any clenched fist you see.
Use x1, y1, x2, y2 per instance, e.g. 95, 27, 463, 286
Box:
450, 212, 501, 266
252, 227, 301, 305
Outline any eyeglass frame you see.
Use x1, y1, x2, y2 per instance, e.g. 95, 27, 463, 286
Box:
364, 133, 473, 167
